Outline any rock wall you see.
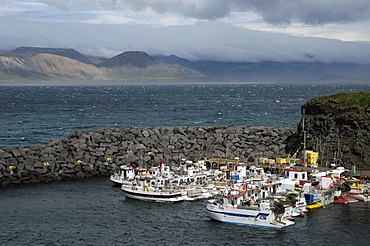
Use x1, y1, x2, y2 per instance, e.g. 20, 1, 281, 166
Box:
298, 96, 370, 169
0, 126, 296, 187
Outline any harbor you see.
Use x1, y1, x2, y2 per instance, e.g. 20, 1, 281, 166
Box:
111, 154, 369, 222
2, 0, 370, 242
1, 84, 370, 244
1, 175, 369, 245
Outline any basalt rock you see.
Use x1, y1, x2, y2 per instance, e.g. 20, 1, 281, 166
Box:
297, 92, 370, 169
0, 126, 295, 187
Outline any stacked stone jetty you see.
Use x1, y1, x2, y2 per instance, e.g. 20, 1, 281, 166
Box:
0, 126, 296, 187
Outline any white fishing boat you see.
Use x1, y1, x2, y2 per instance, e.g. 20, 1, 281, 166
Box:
180, 184, 214, 201
284, 192, 308, 216
110, 164, 136, 186
120, 158, 216, 202
206, 190, 295, 228
121, 177, 184, 203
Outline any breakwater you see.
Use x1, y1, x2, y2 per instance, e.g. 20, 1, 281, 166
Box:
0, 126, 296, 187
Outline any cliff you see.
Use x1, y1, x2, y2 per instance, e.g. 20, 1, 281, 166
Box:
0, 53, 107, 80
298, 92, 370, 169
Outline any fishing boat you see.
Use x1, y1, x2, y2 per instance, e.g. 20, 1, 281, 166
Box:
302, 175, 335, 207
306, 201, 324, 210
121, 176, 184, 203
304, 193, 324, 209
285, 192, 308, 216
333, 194, 358, 204
110, 164, 136, 186
333, 182, 358, 204
206, 190, 295, 228
348, 183, 370, 202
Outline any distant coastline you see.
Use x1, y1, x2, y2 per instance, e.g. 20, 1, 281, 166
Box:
1, 78, 370, 87
1, 47, 370, 83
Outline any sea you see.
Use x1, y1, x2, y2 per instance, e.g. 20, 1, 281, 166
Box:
1, 81, 370, 245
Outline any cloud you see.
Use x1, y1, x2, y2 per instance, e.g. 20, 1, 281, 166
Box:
1, 18, 370, 65
236, 0, 370, 24
115, 0, 231, 20
38, 0, 70, 11
10, 0, 370, 25
97, 0, 370, 24
1, 1, 370, 65
107, 0, 370, 24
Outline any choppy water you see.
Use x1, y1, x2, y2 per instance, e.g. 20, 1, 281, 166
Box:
1, 82, 369, 147
1, 177, 369, 245
1, 81, 370, 245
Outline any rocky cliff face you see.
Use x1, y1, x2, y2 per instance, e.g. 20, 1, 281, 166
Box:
0, 53, 107, 80
27, 53, 107, 79
298, 92, 370, 169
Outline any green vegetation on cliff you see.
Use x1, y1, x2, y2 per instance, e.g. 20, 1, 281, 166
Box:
302, 91, 370, 167
309, 91, 370, 108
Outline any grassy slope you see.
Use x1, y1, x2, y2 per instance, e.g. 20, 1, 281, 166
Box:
309, 91, 370, 108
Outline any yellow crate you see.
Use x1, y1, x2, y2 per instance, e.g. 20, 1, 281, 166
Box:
305, 151, 319, 158
258, 157, 275, 164
276, 158, 289, 164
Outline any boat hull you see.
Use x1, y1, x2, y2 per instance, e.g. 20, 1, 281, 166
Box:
122, 186, 184, 203
110, 176, 122, 187
306, 202, 324, 210
348, 193, 370, 202
334, 195, 358, 204
206, 204, 294, 228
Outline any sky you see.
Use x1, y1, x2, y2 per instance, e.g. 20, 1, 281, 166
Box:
1, 0, 370, 63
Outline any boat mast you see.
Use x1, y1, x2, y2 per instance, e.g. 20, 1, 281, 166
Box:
302, 107, 307, 167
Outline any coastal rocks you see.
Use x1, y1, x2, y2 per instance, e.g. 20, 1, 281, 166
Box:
0, 126, 295, 187
298, 92, 370, 169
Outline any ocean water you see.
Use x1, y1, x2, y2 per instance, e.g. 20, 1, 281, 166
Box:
1, 82, 370, 148
1, 81, 370, 245
1, 177, 370, 245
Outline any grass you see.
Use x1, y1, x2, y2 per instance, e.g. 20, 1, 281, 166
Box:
310, 91, 370, 108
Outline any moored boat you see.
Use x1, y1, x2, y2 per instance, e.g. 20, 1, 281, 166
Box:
284, 192, 308, 216
110, 164, 136, 186
333, 194, 358, 204
206, 190, 295, 228
333, 182, 358, 204
121, 177, 184, 203
306, 201, 324, 210
348, 183, 370, 202
304, 193, 324, 210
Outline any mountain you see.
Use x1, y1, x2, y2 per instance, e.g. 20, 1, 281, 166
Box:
12, 47, 93, 64
0, 48, 204, 81
1, 46, 370, 83
97, 51, 204, 80
155, 55, 370, 82
98, 51, 158, 68
154, 55, 194, 68
0, 52, 106, 80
